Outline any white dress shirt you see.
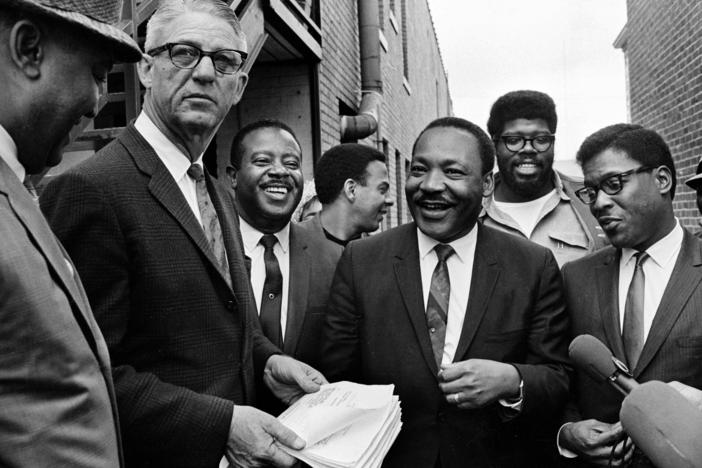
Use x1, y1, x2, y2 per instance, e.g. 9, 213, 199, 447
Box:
239, 217, 291, 338
134, 112, 204, 226
417, 226, 477, 366
0, 124, 24, 182
618, 221, 683, 340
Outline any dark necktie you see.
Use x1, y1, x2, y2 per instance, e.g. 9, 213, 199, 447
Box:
187, 164, 231, 287
259, 234, 283, 348
426, 244, 455, 368
623, 251, 649, 370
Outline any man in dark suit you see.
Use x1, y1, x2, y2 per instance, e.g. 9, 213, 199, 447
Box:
228, 120, 342, 413
0, 0, 140, 466
558, 124, 702, 467
40, 2, 324, 467
320, 117, 571, 468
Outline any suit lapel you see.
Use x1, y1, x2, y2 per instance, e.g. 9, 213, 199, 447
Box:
454, 224, 499, 361
596, 250, 627, 362
392, 225, 440, 376
634, 231, 702, 376
285, 224, 310, 354
122, 126, 229, 289
0, 159, 97, 337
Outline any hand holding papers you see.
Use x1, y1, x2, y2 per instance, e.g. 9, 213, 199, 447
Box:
277, 381, 402, 468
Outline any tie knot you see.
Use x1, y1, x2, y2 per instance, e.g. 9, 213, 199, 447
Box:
187, 163, 205, 182
434, 244, 455, 262
635, 251, 649, 267
260, 234, 278, 251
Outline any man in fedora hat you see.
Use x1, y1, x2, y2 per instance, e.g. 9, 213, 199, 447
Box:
0, 0, 140, 466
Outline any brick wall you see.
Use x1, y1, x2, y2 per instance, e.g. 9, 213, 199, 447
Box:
318, 0, 452, 228
620, 0, 702, 229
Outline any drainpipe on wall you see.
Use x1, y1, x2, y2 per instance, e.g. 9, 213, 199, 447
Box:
340, 0, 383, 141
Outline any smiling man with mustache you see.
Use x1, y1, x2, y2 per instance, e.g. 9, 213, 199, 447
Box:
481, 90, 607, 267
39, 2, 327, 467
320, 117, 571, 468
228, 119, 341, 414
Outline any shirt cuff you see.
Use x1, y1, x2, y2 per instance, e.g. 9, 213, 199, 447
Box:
498, 378, 524, 411
557, 423, 578, 458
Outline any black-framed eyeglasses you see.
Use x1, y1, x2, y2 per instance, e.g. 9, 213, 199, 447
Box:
147, 43, 247, 74
498, 134, 555, 153
575, 166, 655, 204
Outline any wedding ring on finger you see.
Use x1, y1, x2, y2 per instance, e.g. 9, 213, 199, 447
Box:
452, 393, 460, 404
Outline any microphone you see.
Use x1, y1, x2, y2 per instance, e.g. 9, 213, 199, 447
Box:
568, 334, 638, 395
620, 381, 702, 468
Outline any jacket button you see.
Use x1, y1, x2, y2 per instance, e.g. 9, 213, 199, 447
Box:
226, 300, 235, 310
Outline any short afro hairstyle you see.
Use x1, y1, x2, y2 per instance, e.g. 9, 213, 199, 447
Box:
412, 117, 495, 175
229, 119, 301, 170
486, 90, 557, 138
314, 143, 386, 204
576, 123, 677, 199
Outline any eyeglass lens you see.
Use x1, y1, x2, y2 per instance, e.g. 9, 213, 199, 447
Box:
501, 135, 554, 153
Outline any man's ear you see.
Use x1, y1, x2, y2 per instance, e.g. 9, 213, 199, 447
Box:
653, 165, 673, 195
229, 72, 248, 106
137, 54, 154, 89
343, 178, 357, 202
9, 20, 44, 79
225, 165, 238, 189
481, 171, 495, 198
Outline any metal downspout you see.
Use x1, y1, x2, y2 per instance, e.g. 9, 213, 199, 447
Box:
340, 0, 383, 141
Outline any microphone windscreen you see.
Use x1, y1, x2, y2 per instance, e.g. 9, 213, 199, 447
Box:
568, 334, 618, 382
621, 381, 702, 468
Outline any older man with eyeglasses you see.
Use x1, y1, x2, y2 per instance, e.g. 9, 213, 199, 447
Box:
40, 1, 326, 467
557, 124, 702, 468
480, 90, 608, 267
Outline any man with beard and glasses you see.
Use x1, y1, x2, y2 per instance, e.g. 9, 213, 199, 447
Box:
320, 117, 570, 468
481, 90, 607, 267
227, 119, 340, 413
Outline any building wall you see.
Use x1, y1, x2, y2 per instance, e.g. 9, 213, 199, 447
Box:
619, 0, 702, 229
317, 0, 452, 228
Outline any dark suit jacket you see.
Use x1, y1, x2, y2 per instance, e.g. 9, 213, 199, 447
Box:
562, 229, 702, 432
40, 124, 278, 468
0, 158, 122, 467
286, 213, 344, 366
320, 222, 571, 468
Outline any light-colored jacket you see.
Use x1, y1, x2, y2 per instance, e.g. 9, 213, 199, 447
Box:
480, 170, 608, 267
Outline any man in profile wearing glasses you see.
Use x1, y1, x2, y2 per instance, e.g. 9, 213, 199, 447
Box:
481, 90, 607, 267
558, 124, 702, 467
40, 1, 326, 467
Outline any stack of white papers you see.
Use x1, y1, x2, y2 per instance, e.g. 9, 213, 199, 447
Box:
277, 381, 402, 468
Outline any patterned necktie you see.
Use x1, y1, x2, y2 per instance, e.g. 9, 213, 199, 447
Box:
426, 244, 455, 368
259, 234, 283, 348
623, 251, 649, 370
187, 164, 231, 287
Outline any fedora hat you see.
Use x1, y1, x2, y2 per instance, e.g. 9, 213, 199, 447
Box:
6, 0, 142, 62
686, 158, 702, 191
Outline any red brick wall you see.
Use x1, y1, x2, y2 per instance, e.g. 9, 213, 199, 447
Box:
621, 0, 702, 229
318, 0, 452, 228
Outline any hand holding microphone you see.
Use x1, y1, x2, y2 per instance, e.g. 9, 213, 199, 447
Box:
568, 335, 702, 468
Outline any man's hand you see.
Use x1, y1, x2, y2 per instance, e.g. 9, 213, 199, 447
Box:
225, 405, 304, 467
264, 355, 328, 406
668, 381, 702, 411
559, 420, 633, 466
438, 358, 520, 409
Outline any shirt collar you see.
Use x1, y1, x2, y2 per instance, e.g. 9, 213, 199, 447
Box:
238, 216, 290, 254
621, 220, 683, 268
417, 223, 478, 264
134, 111, 203, 181
0, 124, 24, 182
